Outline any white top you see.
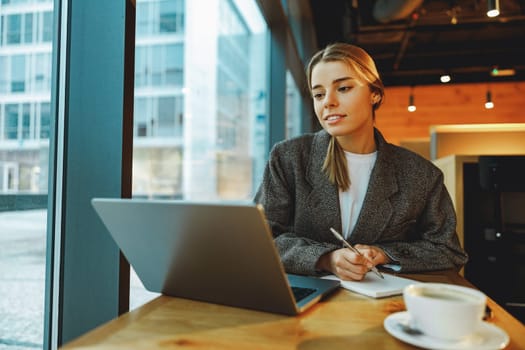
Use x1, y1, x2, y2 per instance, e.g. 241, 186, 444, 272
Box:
339, 150, 377, 239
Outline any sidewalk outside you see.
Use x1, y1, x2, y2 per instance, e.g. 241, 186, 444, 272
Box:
0, 209, 158, 350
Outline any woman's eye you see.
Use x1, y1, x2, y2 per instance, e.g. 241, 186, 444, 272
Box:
338, 86, 352, 92
313, 92, 325, 100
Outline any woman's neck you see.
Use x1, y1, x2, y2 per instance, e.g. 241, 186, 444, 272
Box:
336, 129, 376, 154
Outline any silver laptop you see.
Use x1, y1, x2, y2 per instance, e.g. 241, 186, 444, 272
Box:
91, 198, 340, 315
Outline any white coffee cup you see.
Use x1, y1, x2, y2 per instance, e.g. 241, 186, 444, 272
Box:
403, 283, 487, 340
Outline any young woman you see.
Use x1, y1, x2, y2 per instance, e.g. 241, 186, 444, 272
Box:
255, 43, 468, 281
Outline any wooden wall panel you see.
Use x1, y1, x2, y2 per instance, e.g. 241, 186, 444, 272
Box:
375, 82, 525, 146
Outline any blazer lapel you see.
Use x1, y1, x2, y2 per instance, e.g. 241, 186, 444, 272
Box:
349, 130, 398, 244
305, 131, 342, 235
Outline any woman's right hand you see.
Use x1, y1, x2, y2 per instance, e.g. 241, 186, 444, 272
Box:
316, 248, 374, 281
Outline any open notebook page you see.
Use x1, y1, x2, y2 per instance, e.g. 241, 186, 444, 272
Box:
322, 273, 420, 298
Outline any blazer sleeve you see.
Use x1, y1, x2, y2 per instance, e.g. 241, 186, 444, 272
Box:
254, 143, 339, 276
376, 172, 468, 272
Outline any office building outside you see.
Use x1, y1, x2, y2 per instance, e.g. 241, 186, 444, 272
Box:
0, 0, 53, 194
1, 0, 269, 200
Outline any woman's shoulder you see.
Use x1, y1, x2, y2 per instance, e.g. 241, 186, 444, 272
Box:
271, 130, 327, 153
387, 142, 429, 162
375, 129, 432, 168
385, 143, 442, 176
268, 131, 329, 172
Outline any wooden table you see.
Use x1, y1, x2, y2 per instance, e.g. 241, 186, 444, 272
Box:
62, 270, 524, 349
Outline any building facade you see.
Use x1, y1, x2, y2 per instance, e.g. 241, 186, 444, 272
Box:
0, 0, 53, 193
0, 0, 269, 200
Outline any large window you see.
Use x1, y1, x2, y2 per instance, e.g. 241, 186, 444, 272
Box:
130, 0, 269, 308
2, 0, 312, 347
0, 0, 53, 348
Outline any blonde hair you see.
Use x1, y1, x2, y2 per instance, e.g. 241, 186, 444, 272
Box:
307, 43, 385, 191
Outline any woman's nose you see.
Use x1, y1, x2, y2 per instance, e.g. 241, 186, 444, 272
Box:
324, 90, 338, 108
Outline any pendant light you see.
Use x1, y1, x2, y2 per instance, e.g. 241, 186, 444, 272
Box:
408, 87, 416, 112
485, 90, 494, 109
487, 0, 500, 18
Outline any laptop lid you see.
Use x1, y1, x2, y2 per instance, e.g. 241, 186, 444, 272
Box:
91, 198, 339, 315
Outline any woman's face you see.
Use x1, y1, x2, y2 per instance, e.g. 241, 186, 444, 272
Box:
310, 60, 375, 147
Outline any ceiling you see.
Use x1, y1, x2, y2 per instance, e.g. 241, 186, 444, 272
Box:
309, 0, 525, 86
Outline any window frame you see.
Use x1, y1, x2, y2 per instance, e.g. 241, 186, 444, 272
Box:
44, 0, 135, 347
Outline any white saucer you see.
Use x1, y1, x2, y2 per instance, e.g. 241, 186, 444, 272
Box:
383, 311, 510, 350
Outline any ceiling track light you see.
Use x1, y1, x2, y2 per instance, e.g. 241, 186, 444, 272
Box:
485, 90, 494, 109
487, 0, 500, 18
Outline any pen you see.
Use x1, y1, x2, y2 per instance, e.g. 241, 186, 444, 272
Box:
329, 227, 384, 279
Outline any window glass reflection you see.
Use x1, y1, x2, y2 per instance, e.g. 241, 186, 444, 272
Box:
11, 54, 26, 92
7, 14, 21, 44
285, 70, 301, 138
131, 0, 268, 309
0, 0, 53, 347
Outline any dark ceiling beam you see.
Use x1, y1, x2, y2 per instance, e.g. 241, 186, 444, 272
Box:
379, 63, 525, 85
308, 0, 348, 48
392, 12, 420, 71
255, 0, 308, 93
286, 0, 319, 60
357, 15, 525, 34
519, 0, 525, 15
383, 64, 525, 76
374, 45, 525, 60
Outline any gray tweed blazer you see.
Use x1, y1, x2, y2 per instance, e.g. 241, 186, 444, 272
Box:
254, 128, 468, 275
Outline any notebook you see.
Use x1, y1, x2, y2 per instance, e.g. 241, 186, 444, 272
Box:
323, 272, 419, 298
91, 198, 340, 315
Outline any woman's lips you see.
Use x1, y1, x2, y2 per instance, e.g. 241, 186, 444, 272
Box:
324, 114, 345, 123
